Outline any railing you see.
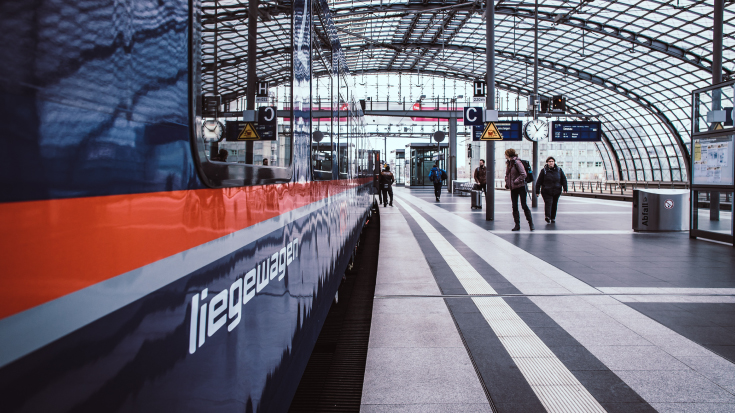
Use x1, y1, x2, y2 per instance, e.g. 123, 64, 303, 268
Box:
492, 179, 693, 197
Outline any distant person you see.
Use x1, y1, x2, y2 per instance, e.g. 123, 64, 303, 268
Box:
429, 163, 443, 202
380, 165, 395, 207
504, 148, 534, 231
474, 159, 487, 195
212, 148, 228, 162
535, 156, 568, 223
262, 158, 269, 166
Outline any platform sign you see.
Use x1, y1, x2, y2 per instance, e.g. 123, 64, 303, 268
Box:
473, 121, 522, 141
255, 106, 277, 140
463, 107, 484, 126
473, 81, 486, 97
550, 121, 602, 142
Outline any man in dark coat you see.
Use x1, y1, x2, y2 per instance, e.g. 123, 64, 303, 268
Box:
535, 156, 568, 223
474, 159, 487, 195
379, 165, 395, 207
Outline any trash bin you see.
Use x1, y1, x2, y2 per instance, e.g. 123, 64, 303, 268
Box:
632, 189, 689, 231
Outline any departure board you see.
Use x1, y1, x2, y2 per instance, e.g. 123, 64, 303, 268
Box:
550, 121, 602, 142
473, 121, 523, 141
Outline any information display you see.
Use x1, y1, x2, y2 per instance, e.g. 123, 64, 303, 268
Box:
692, 135, 734, 187
473, 121, 522, 141
550, 121, 602, 142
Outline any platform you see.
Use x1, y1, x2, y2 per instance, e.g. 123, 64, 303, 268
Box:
361, 187, 735, 413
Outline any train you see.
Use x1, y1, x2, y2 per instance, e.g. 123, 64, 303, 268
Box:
0, 0, 377, 411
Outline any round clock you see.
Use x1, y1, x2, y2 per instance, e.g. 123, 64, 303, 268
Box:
524, 119, 548, 142
202, 120, 223, 141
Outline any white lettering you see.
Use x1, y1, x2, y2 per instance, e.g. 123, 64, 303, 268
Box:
256, 260, 269, 292
279, 247, 287, 280
188, 237, 303, 353
228, 279, 242, 332
270, 252, 278, 280
207, 290, 228, 337
243, 268, 256, 305
189, 293, 199, 354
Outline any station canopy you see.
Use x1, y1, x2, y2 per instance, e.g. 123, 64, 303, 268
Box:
202, 0, 735, 182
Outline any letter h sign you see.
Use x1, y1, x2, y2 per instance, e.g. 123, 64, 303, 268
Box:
257, 82, 269, 97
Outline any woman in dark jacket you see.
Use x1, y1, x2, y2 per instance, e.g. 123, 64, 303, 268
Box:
535, 156, 568, 223
504, 148, 534, 231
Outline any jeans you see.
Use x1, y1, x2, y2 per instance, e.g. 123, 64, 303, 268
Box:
510, 186, 533, 224
542, 192, 561, 219
434, 182, 442, 199
381, 186, 393, 205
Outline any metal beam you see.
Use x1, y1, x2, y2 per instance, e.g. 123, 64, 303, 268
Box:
323, 2, 730, 77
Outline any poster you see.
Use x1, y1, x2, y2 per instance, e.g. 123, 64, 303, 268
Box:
692, 136, 734, 186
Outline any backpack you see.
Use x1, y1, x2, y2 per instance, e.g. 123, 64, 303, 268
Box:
440, 169, 447, 180
519, 159, 533, 183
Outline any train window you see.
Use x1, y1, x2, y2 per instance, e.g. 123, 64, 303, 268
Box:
190, 1, 293, 187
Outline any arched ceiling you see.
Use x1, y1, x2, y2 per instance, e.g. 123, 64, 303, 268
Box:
202, 0, 735, 181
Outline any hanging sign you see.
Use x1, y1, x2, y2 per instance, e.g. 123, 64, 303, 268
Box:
480, 122, 502, 141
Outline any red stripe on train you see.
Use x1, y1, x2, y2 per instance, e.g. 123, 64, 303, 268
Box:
0, 179, 371, 319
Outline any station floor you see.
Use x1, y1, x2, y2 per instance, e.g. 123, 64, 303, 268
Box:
360, 187, 735, 413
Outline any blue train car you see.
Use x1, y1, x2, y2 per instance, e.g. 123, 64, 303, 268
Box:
0, 0, 374, 411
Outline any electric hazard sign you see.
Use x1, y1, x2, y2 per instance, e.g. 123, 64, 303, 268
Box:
480, 122, 502, 141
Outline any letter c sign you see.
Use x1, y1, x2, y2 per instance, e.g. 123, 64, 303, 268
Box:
464, 107, 484, 126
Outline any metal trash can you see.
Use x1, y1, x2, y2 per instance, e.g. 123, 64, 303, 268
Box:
632, 189, 689, 231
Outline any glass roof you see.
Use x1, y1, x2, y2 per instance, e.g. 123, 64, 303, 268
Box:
201, 0, 735, 181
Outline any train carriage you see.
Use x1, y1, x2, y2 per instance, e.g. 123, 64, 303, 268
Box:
0, 0, 374, 411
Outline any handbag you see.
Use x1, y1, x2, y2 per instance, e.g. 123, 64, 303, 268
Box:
472, 183, 480, 190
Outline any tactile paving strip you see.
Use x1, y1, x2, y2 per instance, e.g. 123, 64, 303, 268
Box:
397, 199, 607, 413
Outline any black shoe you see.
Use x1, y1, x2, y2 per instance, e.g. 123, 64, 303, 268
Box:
512, 223, 521, 231
389, 203, 393, 207
551, 219, 555, 223
529, 223, 535, 231
436, 197, 440, 202
384, 204, 387, 207
545, 216, 550, 223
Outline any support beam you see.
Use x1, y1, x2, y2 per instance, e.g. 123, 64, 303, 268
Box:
449, 113, 457, 193
486, 0, 495, 221
710, 0, 724, 221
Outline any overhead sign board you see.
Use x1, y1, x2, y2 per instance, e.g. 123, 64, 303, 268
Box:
550, 121, 602, 142
463, 107, 484, 126
473, 121, 522, 141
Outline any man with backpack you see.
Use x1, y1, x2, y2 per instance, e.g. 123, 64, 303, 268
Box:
429, 163, 446, 202
504, 148, 534, 231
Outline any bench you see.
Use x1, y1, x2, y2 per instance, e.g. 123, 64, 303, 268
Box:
455, 182, 475, 196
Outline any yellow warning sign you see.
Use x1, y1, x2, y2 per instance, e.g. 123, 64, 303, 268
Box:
238, 122, 260, 140
714, 122, 724, 130
480, 122, 502, 140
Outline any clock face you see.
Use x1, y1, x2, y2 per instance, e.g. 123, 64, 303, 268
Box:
524, 120, 548, 141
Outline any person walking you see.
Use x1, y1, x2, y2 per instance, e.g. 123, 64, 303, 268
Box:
504, 149, 534, 231
535, 156, 568, 223
474, 159, 487, 195
380, 165, 395, 207
430, 163, 443, 202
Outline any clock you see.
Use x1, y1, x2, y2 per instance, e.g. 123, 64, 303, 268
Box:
524, 119, 548, 142
202, 120, 223, 141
